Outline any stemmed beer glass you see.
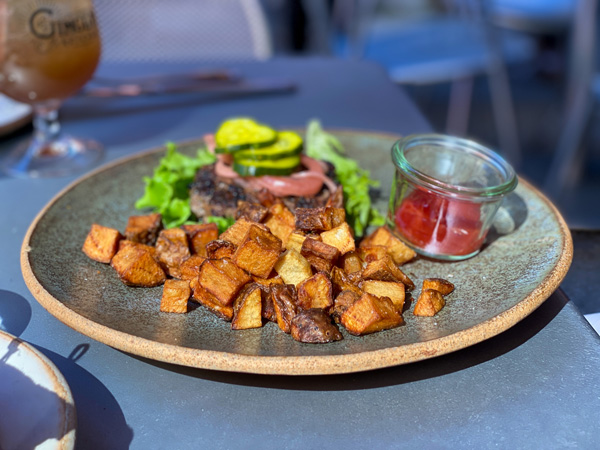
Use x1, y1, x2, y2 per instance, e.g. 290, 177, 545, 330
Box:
0, 0, 102, 177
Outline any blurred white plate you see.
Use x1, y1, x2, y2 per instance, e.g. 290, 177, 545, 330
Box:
0, 94, 32, 137
0, 330, 76, 450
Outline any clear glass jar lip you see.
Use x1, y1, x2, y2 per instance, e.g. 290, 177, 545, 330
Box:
391, 134, 518, 199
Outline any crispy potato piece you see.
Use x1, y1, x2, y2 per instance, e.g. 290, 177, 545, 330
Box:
233, 224, 282, 278
236, 201, 269, 223
191, 283, 234, 321
205, 239, 237, 259
362, 256, 415, 291
285, 231, 307, 253
252, 274, 284, 287
300, 237, 340, 273
422, 278, 455, 296
124, 213, 163, 245
360, 226, 416, 265
295, 207, 346, 232
291, 309, 343, 343
341, 293, 404, 335
325, 186, 344, 209
111, 245, 166, 287
198, 258, 251, 306
270, 284, 298, 333
357, 245, 388, 263
340, 251, 363, 274
82, 224, 123, 263
160, 279, 191, 313
331, 290, 361, 324
320, 222, 355, 255
264, 202, 295, 246
259, 284, 277, 322
297, 272, 334, 310
413, 288, 446, 316
155, 228, 191, 279
181, 223, 219, 256
179, 254, 206, 281
232, 283, 263, 330
220, 217, 267, 246
273, 249, 313, 286
360, 280, 406, 312
330, 266, 363, 297
118, 240, 158, 260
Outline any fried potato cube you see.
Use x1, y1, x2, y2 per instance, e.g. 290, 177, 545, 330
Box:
360, 226, 416, 265
155, 228, 191, 278
160, 279, 191, 313
220, 217, 268, 246
82, 224, 123, 263
118, 239, 158, 260
320, 222, 355, 255
285, 231, 307, 253
264, 202, 295, 246
205, 239, 237, 259
236, 200, 269, 223
191, 283, 234, 321
325, 186, 344, 209
341, 292, 404, 335
340, 251, 363, 274
273, 249, 313, 286
111, 245, 166, 287
360, 280, 406, 312
270, 284, 299, 333
233, 224, 282, 278
124, 212, 163, 245
198, 258, 251, 306
422, 278, 455, 296
295, 207, 346, 232
413, 288, 446, 317
300, 237, 340, 273
179, 254, 206, 281
231, 283, 263, 330
362, 256, 415, 290
181, 223, 219, 256
357, 245, 388, 263
297, 272, 334, 310
331, 290, 361, 324
330, 266, 363, 297
291, 309, 343, 343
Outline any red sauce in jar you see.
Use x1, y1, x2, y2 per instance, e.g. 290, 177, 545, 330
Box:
394, 188, 486, 256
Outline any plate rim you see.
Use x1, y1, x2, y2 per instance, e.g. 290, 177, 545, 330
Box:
0, 329, 76, 448
20, 129, 574, 375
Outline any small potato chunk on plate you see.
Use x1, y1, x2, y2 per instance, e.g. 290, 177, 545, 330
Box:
413, 289, 446, 317
320, 222, 355, 255
274, 249, 313, 286
233, 224, 282, 278
111, 245, 166, 287
160, 279, 191, 314
155, 228, 191, 279
124, 212, 163, 245
360, 279, 406, 313
198, 258, 251, 306
181, 222, 218, 256
422, 278, 455, 296
362, 255, 415, 291
82, 224, 123, 263
232, 284, 263, 330
360, 226, 416, 265
341, 292, 404, 336
270, 284, 298, 333
297, 272, 334, 310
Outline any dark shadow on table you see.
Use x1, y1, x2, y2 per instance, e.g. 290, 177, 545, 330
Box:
131, 289, 568, 391
0, 290, 32, 337
37, 345, 134, 450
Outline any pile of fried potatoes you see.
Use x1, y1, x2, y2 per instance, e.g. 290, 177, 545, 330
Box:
82, 198, 454, 344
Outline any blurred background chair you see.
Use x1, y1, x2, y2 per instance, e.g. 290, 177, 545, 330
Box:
326, 0, 538, 168
94, 0, 273, 63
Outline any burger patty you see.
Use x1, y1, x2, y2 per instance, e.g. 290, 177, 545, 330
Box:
189, 164, 335, 219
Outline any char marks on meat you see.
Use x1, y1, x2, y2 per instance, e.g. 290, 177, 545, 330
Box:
189, 164, 334, 220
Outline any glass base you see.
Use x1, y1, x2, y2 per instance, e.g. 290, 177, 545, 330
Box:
2, 135, 103, 178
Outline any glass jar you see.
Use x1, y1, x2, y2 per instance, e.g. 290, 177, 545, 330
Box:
388, 134, 518, 261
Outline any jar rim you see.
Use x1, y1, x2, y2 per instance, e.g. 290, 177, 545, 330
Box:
391, 134, 518, 199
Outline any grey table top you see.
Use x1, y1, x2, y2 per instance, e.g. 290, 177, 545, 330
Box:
1, 58, 599, 449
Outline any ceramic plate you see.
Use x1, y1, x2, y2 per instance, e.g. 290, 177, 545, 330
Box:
0, 94, 32, 137
21, 130, 572, 375
0, 330, 76, 449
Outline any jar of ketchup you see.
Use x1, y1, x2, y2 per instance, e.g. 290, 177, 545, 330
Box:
388, 135, 517, 261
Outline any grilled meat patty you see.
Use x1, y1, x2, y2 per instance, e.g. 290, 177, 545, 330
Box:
189, 164, 336, 219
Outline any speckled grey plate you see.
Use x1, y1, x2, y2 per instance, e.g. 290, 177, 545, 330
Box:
21, 130, 572, 375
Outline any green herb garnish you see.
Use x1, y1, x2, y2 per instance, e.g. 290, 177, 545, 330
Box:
135, 142, 217, 228
305, 119, 385, 236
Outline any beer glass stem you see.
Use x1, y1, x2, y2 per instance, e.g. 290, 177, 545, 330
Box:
32, 103, 63, 156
